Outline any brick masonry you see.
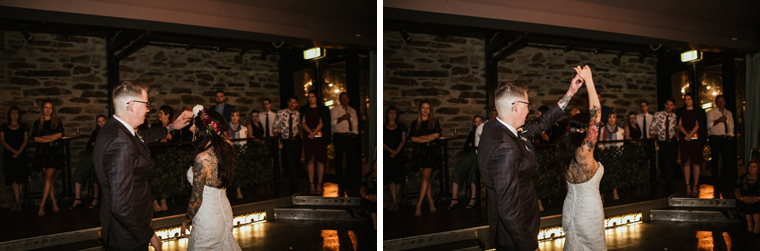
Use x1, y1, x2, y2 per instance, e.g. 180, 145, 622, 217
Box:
383, 30, 657, 198
0, 30, 280, 201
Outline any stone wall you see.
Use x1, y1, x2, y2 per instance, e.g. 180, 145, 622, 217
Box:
0, 30, 280, 204
497, 47, 658, 119
383, 30, 658, 202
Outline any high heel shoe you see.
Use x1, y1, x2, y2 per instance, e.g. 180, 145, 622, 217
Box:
90, 197, 100, 209
414, 206, 422, 216
310, 183, 316, 194
316, 183, 323, 194
685, 184, 692, 196
70, 199, 82, 209
429, 201, 437, 213
466, 198, 478, 209
692, 184, 699, 196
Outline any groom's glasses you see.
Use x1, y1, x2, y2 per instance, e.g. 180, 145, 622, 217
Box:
131, 100, 151, 108
512, 100, 530, 107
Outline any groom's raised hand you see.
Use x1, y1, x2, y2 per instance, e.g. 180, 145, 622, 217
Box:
170, 110, 193, 130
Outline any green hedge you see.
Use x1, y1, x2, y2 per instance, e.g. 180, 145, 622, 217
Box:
533, 141, 652, 201
149, 140, 275, 200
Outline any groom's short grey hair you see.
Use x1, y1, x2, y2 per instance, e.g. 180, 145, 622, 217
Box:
113, 80, 148, 114
494, 82, 528, 115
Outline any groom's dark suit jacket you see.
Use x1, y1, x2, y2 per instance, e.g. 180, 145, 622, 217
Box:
94, 117, 168, 249
478, 104, 564, 251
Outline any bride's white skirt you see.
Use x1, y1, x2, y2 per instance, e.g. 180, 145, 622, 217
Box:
188, 186, 241, 251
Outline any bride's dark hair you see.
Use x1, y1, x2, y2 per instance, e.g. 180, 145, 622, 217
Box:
193, 110, 235, 188
553, 112, 591, 180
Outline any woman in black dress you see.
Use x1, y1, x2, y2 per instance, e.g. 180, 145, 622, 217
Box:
676, 93, 707, 196
302, 91, 327, 194
735, 161, 760, 233
1, 106, 30, 211
70, 115, 106, 210
383, 106, 406, 211
410, 101, 441, 216
246, 110, 265, 140
623, 112, 642, 143
32, 101, 64, 216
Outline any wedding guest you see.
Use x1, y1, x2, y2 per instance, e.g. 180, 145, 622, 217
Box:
410, 100, 441, 216
624, 112, 642, 142
246, 110, 264, 140
229, 110, 247, 146
676, 93, 707, 196
599, 111, 623, 200
70, 115, 106, 209
274, 96, 302, 194
212, 91, 236, 123
302, 91, 327, 194
1, 106, 30, 211
384, 106, 406, 211
151, 105, 180, 143
636, 101, 653, 139
448, 115, 483, 210
650, 99, 678, 196
708, 95, 737, 188
735, 161, 760, 234
32, 101, 64, 216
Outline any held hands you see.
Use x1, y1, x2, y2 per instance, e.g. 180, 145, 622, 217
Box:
574, 65, 593, 83
567, 74, 583, 96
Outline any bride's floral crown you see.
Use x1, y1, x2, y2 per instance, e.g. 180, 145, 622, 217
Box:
192, 105, 221, 136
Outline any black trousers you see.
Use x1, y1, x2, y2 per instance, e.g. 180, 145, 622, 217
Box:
658, 139, 678, 194
333, 133, 359, 184
281, 137, 302, 193
109, 245, 149, 251
709, 135, 737, 187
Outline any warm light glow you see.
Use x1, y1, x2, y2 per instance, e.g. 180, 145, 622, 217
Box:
696, 231, 714, 250
329, 84, 333, 87
325, 100, 334, 107
681, 89, 685, 93
334, 89, 340, 93
304, 47, 325, 60
155, 211, 266, 241
322, 230, 339, 250
322, 182, 340, 197
713, 92, 718, 96
706, 86, 711, 89
538, 212, 643, 241
681, 50, 702, 62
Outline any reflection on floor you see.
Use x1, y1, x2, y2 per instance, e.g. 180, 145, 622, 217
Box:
538, 221, 760, 251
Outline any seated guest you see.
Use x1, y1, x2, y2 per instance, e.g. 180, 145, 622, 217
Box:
151, 105, 180, 143
246, 110, 264, 141
360, 160, 378, 230
736, 161, 760, 234
624, 112, 642, 143
565, 108, 581, 132
70, 115, 106, 209
1, 106, 30, 212
448, 115, 483, 210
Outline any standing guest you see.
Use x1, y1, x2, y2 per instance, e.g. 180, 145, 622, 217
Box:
448, 115, 483, 210
599, 111, 623, 200
212, 91, 236, 123
331, 92, 359, 186
94, 80, 190, 251
258, 99, 277, 138
360, 160, 378, 230
383, 106, 406, 211
302, 91, 328, 194
229, 110, 247, 146
735, 161, 760, 234
1, 106, 30, 212
410, 100, 441, 216
566, 108, 581, 132
624, 112, 642, 142
274, 96, 302, 194
676, 93, 707, 196
32, 101, 64, 216
650, 98, 678, 196
246, 110, 264, 140
151, 105, 180, 143
707, 95, 736, 188
474, 107, 498, 150
478, 68, 582, 251
70, 115, 106, 210
636, 101, 654, 139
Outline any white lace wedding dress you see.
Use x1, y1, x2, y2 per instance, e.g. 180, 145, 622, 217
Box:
562, 162, 606, 251
186, 167, 241, 251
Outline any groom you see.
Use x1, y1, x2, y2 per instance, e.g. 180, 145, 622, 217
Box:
94, 80, 190, 251
478, 77, 582, 251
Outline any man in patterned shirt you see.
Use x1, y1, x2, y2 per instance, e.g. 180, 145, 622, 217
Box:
274, 96, 302, 194
649, 98, 678, 196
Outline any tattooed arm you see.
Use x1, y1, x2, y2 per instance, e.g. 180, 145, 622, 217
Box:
558, 73, 584, 110
184, 153, 209, 225
576, 65, 601, 151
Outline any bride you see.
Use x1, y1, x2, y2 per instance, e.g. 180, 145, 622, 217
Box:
180, 105, 242, 251
554, 66, 606, 250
